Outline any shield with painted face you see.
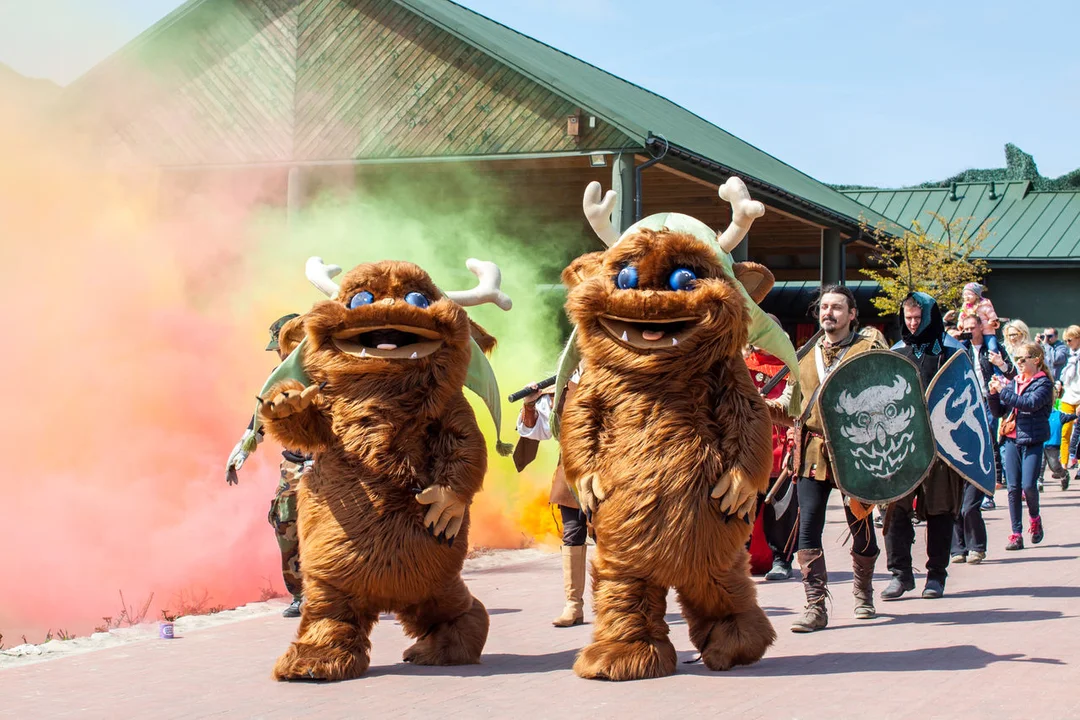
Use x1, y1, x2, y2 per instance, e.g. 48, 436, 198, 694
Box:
818, 350, 935, 504
926, 349, 995, 496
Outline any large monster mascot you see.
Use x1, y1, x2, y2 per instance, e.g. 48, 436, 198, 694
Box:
557, 177, 799, 681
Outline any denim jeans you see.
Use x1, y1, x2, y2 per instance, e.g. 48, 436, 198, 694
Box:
1000, 439, 1041, 534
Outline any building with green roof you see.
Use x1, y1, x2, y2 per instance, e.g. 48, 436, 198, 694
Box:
842, 181, 1080, 330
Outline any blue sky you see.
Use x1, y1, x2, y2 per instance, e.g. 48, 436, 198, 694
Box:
2, 0, 1077, 187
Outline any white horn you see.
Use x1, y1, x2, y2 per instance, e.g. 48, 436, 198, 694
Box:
717, 176, 765, 253
306, 256, 342, 299
443, 259, 512, 311
583, 181, 620, 247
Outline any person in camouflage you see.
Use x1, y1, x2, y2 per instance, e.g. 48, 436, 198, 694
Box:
226, 313, 309, 618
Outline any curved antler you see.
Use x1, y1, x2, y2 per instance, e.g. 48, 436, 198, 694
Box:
443, 259, 513, 311
583, 181, 620, 247
306, 256, 342, 298
717, 176, 765, 253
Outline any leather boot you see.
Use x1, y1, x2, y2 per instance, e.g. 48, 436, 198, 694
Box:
552, 545, 586, 627
851, 551, 878, 619
791, 549, 829, 633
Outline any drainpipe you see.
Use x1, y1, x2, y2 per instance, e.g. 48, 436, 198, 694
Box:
634, 136, 669, 221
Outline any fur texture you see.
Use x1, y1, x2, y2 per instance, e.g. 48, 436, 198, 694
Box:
560, 229, 777, 681
258, 260, 490, 682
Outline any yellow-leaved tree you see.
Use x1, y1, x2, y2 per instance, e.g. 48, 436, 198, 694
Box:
859, 212, 991, 316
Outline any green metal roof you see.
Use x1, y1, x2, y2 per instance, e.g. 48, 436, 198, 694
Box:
395, 0, 893, 231
841, 182, 1080, 263
65, 0, 892, 231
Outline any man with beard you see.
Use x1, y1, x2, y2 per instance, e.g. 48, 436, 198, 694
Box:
884, 293, 966, 600
789, 285, 887, 633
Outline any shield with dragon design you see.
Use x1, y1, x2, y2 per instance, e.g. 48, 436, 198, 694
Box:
926, 350, 995, 496
818, 350, 935, 504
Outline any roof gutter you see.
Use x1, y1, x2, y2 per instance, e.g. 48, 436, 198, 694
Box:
646, 136, 891, 236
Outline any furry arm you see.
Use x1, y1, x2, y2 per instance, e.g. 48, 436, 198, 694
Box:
709, 357, 775, 518
258, 379, 335, 453
559, 382, 606, 485
428, 395, 488, 502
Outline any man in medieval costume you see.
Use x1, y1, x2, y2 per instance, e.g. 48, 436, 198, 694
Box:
789, 285, 887, 633
884, 292, 966, 600
514, 369, 588, 627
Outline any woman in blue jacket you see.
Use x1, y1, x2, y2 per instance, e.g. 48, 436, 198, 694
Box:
988, 342, 1055, 551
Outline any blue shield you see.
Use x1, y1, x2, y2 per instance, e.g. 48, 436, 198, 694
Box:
926, 350, 996, 496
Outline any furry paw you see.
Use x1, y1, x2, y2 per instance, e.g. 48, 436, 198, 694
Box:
415, 485, 467, 542
272, 642, 369, 682
576, 473, 606, 515
259, 380, 321, 421
698, 609, 776, 672
402, 601, 488, 666
710, 469, 757, 518
573, 638, 677, 681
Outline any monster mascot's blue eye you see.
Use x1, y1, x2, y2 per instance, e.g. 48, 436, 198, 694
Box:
404, 292, 430, 309
348, 291, 374, 309
615, 266, 639, 289
668, 267, 697, 291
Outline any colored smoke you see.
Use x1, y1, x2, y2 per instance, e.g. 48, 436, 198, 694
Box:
0, 85, 575, 646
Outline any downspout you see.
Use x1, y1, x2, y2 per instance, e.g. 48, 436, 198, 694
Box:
839, 232, 862, 286
634, 136, 669, 221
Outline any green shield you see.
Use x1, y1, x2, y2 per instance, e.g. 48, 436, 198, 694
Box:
818, 350, 934, 504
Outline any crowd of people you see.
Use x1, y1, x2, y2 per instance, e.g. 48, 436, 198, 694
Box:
232, 279, 1074, 635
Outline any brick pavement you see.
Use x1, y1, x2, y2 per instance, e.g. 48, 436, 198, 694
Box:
3, 483, 1079, 719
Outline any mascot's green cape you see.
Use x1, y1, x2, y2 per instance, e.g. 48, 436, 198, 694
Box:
244, 337, 513, 457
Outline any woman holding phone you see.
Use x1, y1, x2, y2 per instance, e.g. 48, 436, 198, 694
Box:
988, 342, 1055, 551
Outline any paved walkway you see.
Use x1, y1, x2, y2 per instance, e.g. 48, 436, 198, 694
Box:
3, 482, 1079, 719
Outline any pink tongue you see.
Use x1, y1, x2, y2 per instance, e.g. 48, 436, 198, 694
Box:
641, 330, 665, 342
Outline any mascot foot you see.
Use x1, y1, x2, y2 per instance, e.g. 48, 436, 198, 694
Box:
573, 638, 677, 681
272, 641, 369, 682
698, 608, 776, 671
402, 598, 489, 665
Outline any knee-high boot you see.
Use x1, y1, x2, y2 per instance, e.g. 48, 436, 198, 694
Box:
791, 549, 829, 633
552, 545, 586, 627
851, 551, 878, 619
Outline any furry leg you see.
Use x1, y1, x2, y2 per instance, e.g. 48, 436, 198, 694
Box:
676, 550, 776, 671
573, 554, 676, 681
397, 575, 489, 665
272, 577, 377, 682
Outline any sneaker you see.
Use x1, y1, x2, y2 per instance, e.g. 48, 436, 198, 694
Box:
967, 551, 986, 564
765, 559, 793, 582
1069, 457, 1078, 470
1064, 475, 1072, 491
1005, 533, 1024, 551
282, 598, 302, 618
981, 496, 996, 510
922, 578, 945, 599
874, 514, 884, 528
1029, 516, 1044, 545
1038, 481, 1044, 493
950, 553, 967, 564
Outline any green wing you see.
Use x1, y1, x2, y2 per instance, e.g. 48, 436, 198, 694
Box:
465, 339, 514, 456
246, 338, 312, 450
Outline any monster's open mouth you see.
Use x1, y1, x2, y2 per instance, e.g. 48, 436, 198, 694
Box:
598, 315, 699, 350
331, 325, 443, 359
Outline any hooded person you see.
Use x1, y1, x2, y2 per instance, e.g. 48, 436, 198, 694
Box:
884, 292, 967, 600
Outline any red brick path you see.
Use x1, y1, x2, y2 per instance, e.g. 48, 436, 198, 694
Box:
3, 485, 1078, 719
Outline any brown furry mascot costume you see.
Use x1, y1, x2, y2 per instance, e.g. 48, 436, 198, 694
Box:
558, 178, 798, 681
256, 257, 511, 682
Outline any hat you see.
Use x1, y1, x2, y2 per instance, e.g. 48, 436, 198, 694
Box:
266, 313, 301, 351
963, 282, 984, 297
